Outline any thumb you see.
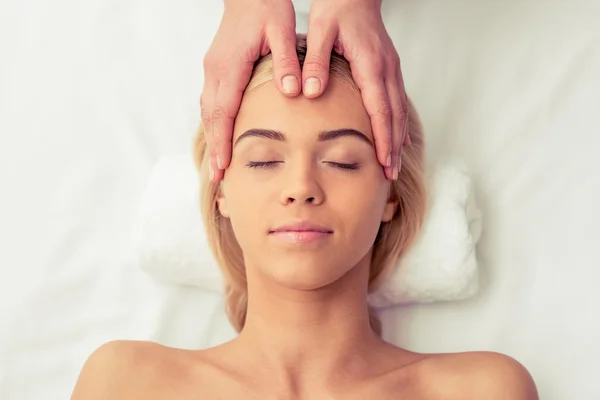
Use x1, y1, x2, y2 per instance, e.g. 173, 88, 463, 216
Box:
267, 25, 302, 97
302, 24, 337, 98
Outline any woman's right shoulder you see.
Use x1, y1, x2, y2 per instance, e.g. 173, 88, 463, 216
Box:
69, 340, 172, 400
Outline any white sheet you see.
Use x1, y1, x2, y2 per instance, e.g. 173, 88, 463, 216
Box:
1, 0, 599, 399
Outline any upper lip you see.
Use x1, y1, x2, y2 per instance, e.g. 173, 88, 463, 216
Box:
270, 221, 333, 233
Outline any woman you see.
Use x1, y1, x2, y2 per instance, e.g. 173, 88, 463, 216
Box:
71, 37, 539, 399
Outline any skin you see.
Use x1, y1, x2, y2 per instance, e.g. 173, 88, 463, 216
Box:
70, 77, 539, 400
202, 0, 410, 184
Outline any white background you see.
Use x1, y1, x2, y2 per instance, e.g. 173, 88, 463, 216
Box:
1, 0, 599, 399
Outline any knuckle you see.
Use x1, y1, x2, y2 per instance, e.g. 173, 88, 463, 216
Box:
199, 92, 210, 109
303, 54, 329, 73
202, 55, 211, 70
203, 53, 219, 72
237, 44, 260, 65
201, 107, 212, 126
212, 104, 228, 122
393, 103, 408, 119
387, 57, 399, 74
215, 60, 230, 74
386, 49, 400, 65
376, 100, 392, 117
276, 53, 300, 71
205, 53, 229, 76
371, 58, 385, 75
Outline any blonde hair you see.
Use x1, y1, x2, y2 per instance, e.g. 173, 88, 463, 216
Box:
193, 36, 426, 336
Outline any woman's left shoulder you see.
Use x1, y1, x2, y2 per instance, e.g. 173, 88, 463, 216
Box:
417, 351, 540, 400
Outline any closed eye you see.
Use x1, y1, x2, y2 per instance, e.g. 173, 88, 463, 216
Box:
326, 162, 361, 171
246, 161, 282, 169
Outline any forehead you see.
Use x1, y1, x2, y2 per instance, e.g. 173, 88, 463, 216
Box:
233, 78, 372, 142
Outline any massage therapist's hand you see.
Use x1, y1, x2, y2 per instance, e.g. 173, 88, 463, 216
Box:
201, 0, 300, 182
305, 0, 409, 179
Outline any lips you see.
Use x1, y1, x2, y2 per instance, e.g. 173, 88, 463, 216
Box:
269, 221, 333, 244
270, 221, 333, 233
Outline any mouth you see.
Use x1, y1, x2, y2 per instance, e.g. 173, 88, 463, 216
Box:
269, 221, 333, 244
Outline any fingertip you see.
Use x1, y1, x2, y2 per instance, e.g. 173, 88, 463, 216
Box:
384, 166, 395, 181
376, 146, 391, 168
211, 116, 234, 171
302, 77, 323, 98
217, 139, 233, 170
397, 148, 403, 176
391, 156, 399, 180
214, 167, 225, 182
281, 75, 301, 96
220, 155, 231, 170
208, 162, 215, 182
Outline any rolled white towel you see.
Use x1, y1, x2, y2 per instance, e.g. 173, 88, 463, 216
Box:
130, 155, 482, 308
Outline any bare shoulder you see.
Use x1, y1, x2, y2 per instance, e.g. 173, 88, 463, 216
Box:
417, 351, 539, 400
70, 340, 194, 400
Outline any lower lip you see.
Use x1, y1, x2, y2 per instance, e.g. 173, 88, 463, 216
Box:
269, 230, 332, 244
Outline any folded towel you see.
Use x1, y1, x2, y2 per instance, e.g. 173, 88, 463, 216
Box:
131, 155, 482, 308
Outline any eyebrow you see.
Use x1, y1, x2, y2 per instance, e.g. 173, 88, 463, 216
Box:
234, 128, 373, 147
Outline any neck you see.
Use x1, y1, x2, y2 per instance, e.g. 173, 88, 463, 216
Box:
232, 254, 389, 391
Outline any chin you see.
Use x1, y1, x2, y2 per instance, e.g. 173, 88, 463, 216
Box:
266, 259, 353, 291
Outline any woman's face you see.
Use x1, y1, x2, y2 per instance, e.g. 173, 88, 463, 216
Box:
217, 76, 397, 290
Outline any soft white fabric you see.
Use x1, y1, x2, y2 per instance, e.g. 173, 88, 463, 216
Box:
132, 155, 482, 308
1, 1, 599, 399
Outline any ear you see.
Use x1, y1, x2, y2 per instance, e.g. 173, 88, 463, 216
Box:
381, 198, 398, 223
216, 183, 230, 218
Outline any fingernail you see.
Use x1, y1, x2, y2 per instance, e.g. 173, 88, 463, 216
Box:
386, 154, 392, 167
393, 165, 399, 180
304, 77, 321, 96
282, 75, 298, 94
209, 164, 215, 181
398, 155, 402, 173
216, 155, 223, 170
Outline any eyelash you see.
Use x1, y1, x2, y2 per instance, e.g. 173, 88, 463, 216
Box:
246, 161, 361, 171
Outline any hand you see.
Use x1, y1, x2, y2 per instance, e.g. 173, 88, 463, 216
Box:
201, 0, 300, 182
304, 0, 410, 179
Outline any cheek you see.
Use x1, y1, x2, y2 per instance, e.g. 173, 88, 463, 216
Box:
331, 175, 389, 247
221, 174, 271, 250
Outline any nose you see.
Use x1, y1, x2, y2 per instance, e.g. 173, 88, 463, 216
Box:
279, 162, 325, 206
